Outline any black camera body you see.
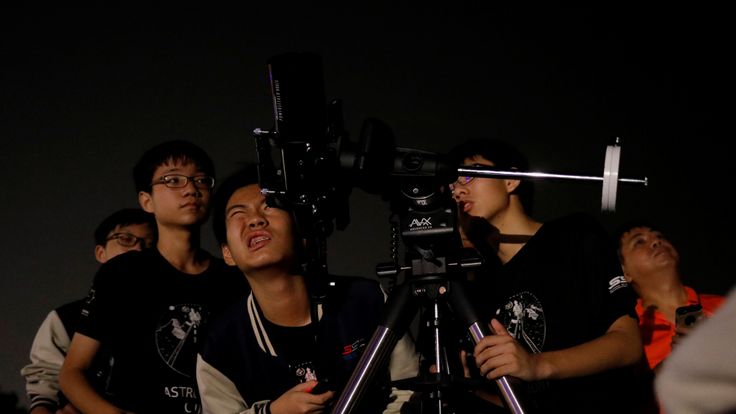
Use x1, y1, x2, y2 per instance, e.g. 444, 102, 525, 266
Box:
256, 53, 460, 272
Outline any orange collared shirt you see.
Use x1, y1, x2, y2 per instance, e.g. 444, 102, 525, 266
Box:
637, 286, 725, 369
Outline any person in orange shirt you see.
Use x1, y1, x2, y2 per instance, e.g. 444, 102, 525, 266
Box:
617, 221, 725, 371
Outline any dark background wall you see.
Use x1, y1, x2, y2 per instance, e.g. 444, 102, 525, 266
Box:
1, 5, 730, 405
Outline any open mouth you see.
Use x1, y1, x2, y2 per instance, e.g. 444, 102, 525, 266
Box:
247, 232, 272, 251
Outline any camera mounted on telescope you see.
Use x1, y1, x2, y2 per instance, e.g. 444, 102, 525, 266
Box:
254, 52, 463, 284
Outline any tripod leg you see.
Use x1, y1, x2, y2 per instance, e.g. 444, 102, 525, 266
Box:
332, 283, 420, 414
446, 281, 526, 414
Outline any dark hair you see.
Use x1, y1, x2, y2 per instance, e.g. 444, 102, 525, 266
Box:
133, 140, 216, 193
94, 208, 156, 246
211, 165, 261, 245
448, 138, 534, 212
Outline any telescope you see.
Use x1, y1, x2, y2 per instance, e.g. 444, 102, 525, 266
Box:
253, 52, 648, 414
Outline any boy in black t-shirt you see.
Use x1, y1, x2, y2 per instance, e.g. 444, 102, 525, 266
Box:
60, 140, 246, 414
449, 139, 651, 413
22, 208, 155, 414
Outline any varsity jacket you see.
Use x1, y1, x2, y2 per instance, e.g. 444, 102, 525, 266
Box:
196, 277, 417, 414
21, 299, 112, 411
21, 307, 71, 411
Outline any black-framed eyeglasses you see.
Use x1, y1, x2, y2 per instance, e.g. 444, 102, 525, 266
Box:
107, 232, 154, 248
151, 174, 215, 190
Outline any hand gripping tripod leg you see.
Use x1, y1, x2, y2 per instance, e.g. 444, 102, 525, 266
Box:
331, 280, 526, 414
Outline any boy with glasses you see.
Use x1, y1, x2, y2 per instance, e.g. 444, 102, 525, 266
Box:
449, 138, 651, 413
22, 208, 155, 414
60, 140, 246, 414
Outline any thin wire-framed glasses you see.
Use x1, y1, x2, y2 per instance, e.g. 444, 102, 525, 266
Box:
449, 163, 495, 191
448, 175, 475, 191
151, 174, 215, 190
107, 232, 154, 248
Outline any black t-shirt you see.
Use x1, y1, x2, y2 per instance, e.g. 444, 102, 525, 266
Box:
77, 248, 247, 414
473, 214, 641, 413
56, 299, 113, 405
261, 318, 320, 384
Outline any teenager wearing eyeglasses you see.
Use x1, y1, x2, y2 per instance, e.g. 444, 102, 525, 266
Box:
60, 140, 246, 414
22, 208, 155, 414
449, 138, 654, 413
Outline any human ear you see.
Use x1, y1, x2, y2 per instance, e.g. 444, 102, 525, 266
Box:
505, 179, 521, 193
621, 263, 633, 283
221, 244, 236, 266
95, 245, 107, 263
139, 191, 154, 213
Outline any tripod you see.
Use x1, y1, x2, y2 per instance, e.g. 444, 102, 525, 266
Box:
331, 245, 526, 414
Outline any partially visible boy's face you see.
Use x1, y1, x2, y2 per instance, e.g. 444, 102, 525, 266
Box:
95, 222, 155, 263
221, 184, 297, 275
139, 160, 211, 228
619, 226, 680, 282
